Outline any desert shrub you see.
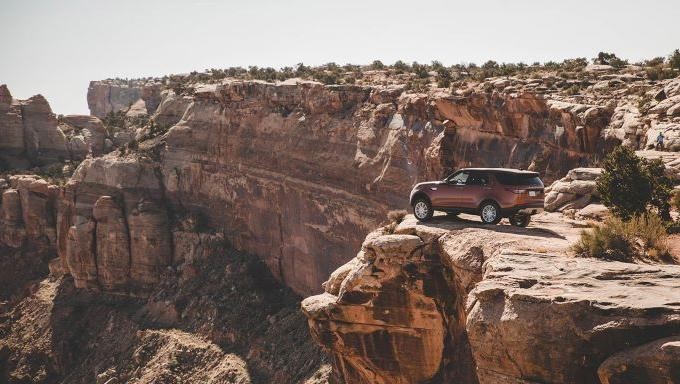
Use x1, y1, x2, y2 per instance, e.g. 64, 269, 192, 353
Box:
436, 67, 452, 88
646, 158, 674, 221
406, 78, 429, 92
562, 57, 588, 71
384, 209, 408, 234
102, 110, 127, 133
392, 60, 410, 74
669, 49, 680, 70
564, 84, 581, 95
672, 189, 680, 211
370, 60, 385, 70
597, 146, 673, 220
593, 52, 627, 68
645, 66, 676, 81
412, 62, 430, 79
645, 57, 666, 67
313, 71, 339, 85
573, 213, 670, 262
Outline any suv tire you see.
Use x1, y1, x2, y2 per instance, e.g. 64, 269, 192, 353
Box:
509, 213, 531, 227
479, 201, 501, 225
413, 198, 433, 221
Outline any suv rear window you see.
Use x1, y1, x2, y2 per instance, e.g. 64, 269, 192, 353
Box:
495, 173, 543, 187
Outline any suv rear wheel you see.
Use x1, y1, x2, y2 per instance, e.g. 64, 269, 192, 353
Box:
413, 198, 433, 221
479, 201, 501, 224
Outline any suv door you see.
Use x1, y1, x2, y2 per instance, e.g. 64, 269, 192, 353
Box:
461, 172, 490, 208
435, 171, 469, 208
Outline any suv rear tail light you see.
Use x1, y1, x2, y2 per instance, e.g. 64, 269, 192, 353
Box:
505, 188, 526, 194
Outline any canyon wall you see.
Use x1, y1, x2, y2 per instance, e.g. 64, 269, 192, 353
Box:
302, 216, 680, 384
64, 79, 609, 295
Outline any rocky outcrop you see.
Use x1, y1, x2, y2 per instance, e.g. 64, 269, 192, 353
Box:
0, 175, 59, 300
544, 167, 601, 211
59, 114, 108, 159
597, 336, 680, 384
87, 79, 163, 118
302, 215, 680, 383
0, 84, 109, 167
57, 155, 172, 292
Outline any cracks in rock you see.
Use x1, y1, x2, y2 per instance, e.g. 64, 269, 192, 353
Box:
277, 212, 286, 286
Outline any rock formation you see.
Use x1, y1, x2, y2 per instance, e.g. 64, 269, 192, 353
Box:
87, 79, 163, 118
7, 72, 680, 297
303, 215, 680, 383
0, 84, 109, 168
544, 167, 601, 211
0, 175, 59, 301
75, 79, 612, 295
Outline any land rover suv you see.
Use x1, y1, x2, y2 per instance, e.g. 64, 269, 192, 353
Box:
409, 168, 545, 226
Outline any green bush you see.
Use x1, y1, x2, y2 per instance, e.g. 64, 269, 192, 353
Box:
593, 52, 627, 68
436, 67, 452, 88
646, 158, 674, 221
370, 60, 385, 70
597, 146, 672, 220
672, 189, 680, 212
412, 62, 430, 79
573, 213, 670, 262
669, 49, 680, 70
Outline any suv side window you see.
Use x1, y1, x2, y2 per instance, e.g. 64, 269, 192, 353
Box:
466, 172, 489, 186
448, 171, 469, 185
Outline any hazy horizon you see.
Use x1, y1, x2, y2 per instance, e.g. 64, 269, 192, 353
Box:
2, 0, 679, 115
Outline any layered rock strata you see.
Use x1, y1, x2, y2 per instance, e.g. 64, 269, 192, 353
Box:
95, 80, 608, 295
302, 215, 680, 383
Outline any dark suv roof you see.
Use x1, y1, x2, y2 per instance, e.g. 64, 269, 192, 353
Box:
459, 168, 539, 175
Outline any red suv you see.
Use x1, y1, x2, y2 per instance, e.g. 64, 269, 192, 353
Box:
409, 168, 545, 226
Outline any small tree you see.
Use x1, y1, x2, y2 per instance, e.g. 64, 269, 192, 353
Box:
597, 146, 674, 221
647, 158, 674, 221
436, 67, 452, 88
670, 49, 680, 70
371, 60, 385, 70
597, 146, 652, 220
594, 52, 627, 68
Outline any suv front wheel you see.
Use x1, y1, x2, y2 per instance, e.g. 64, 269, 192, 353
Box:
479, 201, 502, 224
413, 198, 433, 221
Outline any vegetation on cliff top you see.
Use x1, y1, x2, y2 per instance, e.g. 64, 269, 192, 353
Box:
106, 50, 680, 96
575, 147, 677, 263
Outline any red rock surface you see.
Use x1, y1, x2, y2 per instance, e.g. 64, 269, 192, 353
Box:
303, 214, 680, 383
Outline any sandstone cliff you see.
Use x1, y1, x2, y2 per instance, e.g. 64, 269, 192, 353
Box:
87, 79, 163, 118
69, 78, 612, 296
302, 214, 680, 383
0, 84, 110, 169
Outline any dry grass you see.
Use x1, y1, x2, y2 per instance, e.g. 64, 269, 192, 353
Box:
573, 213, 672, 263
384, 209, 408, 234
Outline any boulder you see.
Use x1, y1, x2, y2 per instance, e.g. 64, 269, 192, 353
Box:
649, 95, 680, 115
544, 168, 601, 211
664, 78, 680, 98
598, 336, 680, 384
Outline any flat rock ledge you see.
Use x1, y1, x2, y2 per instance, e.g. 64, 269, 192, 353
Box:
302, 214, 680, 384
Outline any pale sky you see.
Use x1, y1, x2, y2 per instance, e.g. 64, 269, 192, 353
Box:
1, 0, 678, 115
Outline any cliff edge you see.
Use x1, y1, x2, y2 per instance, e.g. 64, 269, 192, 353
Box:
302, 214, 680, 383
